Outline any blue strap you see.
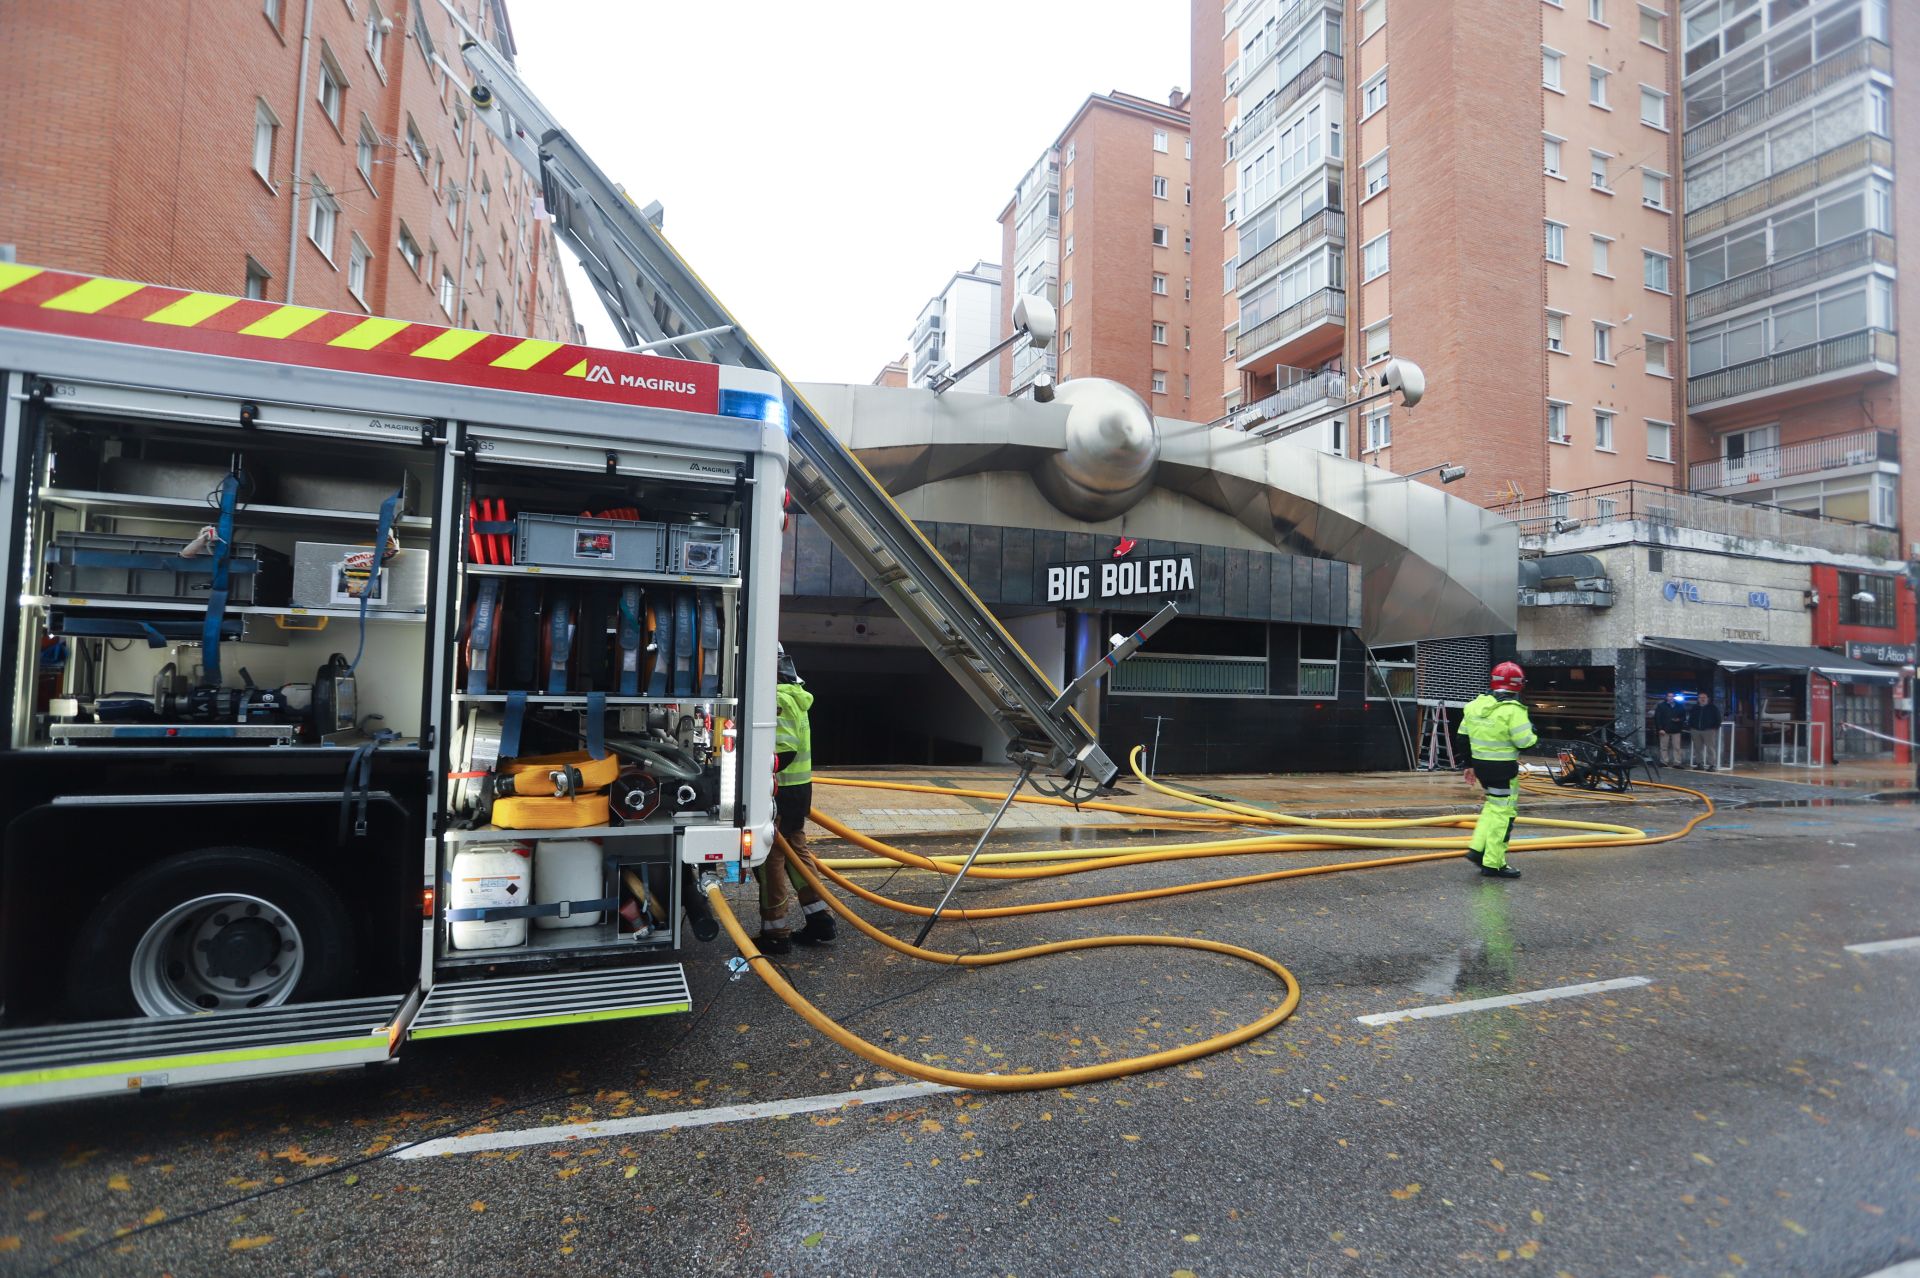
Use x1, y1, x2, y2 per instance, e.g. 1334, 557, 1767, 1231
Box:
347, 487, 405, 674
500, 690, 528, 759
585, 690, 607, 760
199, 474, 241, 686
465, 577, 502, 694
545, 593, 573, 694
446, 896, 618, 923
617, 586, 642, 696
58, 617, 173, 647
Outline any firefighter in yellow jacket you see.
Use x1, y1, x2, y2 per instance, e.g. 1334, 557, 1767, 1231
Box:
1459, 661, 1538, 880
757, 644, 835, 953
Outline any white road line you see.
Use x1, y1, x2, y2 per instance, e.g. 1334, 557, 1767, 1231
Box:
1355, 976, 1652, 1027
393, 1080, 961, 1160
1845, 936, 1920, 955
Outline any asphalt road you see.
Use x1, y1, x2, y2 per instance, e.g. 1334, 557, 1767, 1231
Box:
1, 786, 1916, 1277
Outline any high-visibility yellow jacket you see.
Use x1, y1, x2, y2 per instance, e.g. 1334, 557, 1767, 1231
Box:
1461, 692, 1538, 762
775, 683, 814, 786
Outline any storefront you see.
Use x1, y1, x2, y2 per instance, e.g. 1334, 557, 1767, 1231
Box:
1809, 566, 1917, 763
1641, 637, 1903, 766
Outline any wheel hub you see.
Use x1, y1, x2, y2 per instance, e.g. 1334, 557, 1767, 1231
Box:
130, 893, 306, 1016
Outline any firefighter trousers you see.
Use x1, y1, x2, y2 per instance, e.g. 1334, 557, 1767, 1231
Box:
1468, 759, 1520, 871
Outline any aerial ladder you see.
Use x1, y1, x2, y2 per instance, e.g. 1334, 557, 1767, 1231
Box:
441, 15, 1117, 789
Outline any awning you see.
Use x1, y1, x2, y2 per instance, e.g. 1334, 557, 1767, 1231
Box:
1643, 636, 1902, 683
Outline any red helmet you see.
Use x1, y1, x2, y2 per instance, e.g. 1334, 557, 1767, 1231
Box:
1491, 661, 1526, 693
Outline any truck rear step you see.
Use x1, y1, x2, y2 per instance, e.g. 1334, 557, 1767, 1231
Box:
0, 995, 406, 1109
409, 965, 691, 1040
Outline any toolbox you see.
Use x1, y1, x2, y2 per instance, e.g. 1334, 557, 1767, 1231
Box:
291, 541, 430, 611
515, 513, 667, 572
669, 523, 737, 577
45, 531, 289, 605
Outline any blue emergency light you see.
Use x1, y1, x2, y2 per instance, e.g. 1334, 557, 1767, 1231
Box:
719, 389, 788, 433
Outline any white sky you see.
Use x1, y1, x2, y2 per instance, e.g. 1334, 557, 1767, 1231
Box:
509, 1, 1190, 383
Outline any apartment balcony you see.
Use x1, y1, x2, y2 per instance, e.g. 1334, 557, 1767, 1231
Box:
1689, 427, 1898, 494
1683, 39, 1890, 160
1686, 134, 1892, 240
1237, 288, 1345, 374
1227, 367, 1345, 431
1015, 215, 1060, 259
1498, 480, 1901, 561
1237, 208, 1344, 293
1687, 327, 1897, 413
1687, 230, 1896, 324
1231, 52, 1342, 157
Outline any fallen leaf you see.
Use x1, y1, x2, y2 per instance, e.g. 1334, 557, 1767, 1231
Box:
801, 1231, 824, 1248
1530, 1209, 1545, 1224
1175, 1271, 1201, 1278
1517, 1241, 1540, 1259
1122, 1134, 1141, 1143
1490, 1158, 1506, 1171
106, 1174, 131, 1192
344, 1174, 360, 1186
228, 1235, 274, 1251
1693, 1153, 1715, 1166
1183, 1233, 1201, 1242
1527, 1171, 1552, 1182
1781, 1219, 1807, 1236
0, 1237, 19, 1254
624, 1166, 639, 1179
1390, 1183, 1423, 1201
143, 1208, 166, 1225
470, 1201, 486, 1212
1343, 1248, 1361, 1259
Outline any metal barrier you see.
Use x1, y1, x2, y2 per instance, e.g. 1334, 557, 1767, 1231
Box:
1680, 722, 1737, 772
1764, 719, 1828, 769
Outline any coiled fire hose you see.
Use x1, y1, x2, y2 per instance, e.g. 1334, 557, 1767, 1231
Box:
699, 749, 1714, 1091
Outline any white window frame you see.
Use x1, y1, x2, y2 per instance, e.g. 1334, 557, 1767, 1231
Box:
1151, 371, 1168, 394
1064, 184, 1075, 210
1152, 130, 1169, 153
1645, 418, 1674, 462
1644, 333, 1673, 378
1639, 84, 1668, 130
1642, 248, 1672, 294
1589, 0, 1607, 23
1152, 175, 1168, 199
306, 176, 339, 260
1641, 168, 1669, 211
1361, 0, 1386, 40
1543, 133, 1564, 179
1364, 149, 1389, 199
317, 42, 347, 128
1589, 64, 1610, 109
1548, 399, 1571, 444
1151, 225, 1169, 248
1546, 309, 1568, 353
356, 115, 378, 188
1545, 220, 1567, 263
1364, 317, 1391, 364
438, 267, 457, 316
397, 222, 422, 274
1594, 408, 1616, 452
1543, 46, 1565, 92
364, 0, 388, 68
1152, 273, 1168, 295
1062, 278, 1074, 303
1593, 320, 1615, 364
1365, 406, 1392, 452
1064, 141, 1075, 165
251, 98, 280, 186
347, 233, 370, 304
404, 116, 428, 172
1590, 148, 1612, 191
1152, 322, 1168, 345
1592, 234, 1614, 276
1065, 233, 1074, 256
1362, 232, 1390, 281
478, 173, 491, 212
1361, 69, 1389, 119
1638, 4, 1666, 48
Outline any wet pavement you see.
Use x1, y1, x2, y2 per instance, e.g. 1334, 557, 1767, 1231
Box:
0, 779, 1915, 1277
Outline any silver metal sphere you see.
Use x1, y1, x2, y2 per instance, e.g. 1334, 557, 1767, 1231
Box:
1033, 378, 1160, 521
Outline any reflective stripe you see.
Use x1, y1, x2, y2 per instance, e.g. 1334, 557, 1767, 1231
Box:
408, 1004, 688, 1040
411, 328, 489, 361
330, 316, 412, 349
0, 263, 43, 293
42, 277, 145, 314
492, 338, 563, 369
143, 292, 238, 327
0, 1032, 387, 1089
239, 305, 328, 338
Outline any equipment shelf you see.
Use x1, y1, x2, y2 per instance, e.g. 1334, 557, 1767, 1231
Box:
37, 487, 434, 531
21, 595, 426, 623
433, 921, 674, 968
449, 693, 735, 707
463, 562, 738, 589
442, 822, 677, 844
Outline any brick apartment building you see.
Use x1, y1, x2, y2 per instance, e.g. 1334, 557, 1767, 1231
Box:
995, 90, 1196, 416
0, 0, 580, 343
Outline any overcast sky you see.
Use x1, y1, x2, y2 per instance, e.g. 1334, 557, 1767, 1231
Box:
509, 1, 1190, 384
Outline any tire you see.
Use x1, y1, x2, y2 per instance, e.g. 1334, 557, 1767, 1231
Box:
66, 847, 354, 1020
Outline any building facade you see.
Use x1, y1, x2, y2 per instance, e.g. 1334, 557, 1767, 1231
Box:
996, 91, 1197, 415
906, 261, 1002, 393
0, 0, 580, 343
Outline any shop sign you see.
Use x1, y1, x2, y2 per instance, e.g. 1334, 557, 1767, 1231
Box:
1663, 580, 1702, 603
1045, 555, 1196, 604
1844, 640, 1916, 665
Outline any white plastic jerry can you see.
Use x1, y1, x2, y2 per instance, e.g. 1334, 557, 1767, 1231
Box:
448, 843, 532, 949
532, 839, 605, 930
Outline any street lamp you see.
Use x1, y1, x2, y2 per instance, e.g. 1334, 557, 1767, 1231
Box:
930, 294, 1057, 399
1393, 462, 1468, 484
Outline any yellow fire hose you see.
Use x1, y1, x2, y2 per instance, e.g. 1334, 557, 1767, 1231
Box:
699, 749, 1715, 1092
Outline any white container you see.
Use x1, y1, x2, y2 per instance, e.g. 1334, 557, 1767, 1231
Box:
532, 839, 605, 931
448, 844, 532, 950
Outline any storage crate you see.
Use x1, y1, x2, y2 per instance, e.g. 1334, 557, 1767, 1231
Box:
669, 524, 737, 577
515, 513, 667, 572
45, 532, 289, 605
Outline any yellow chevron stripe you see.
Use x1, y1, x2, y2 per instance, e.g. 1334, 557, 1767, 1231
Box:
0, 263, 44, 294
239, 306, 328, 339
330, 316, 412, 350
42, 277, 146, 314
491, 338, 563, 370
143, 292, 239, 328
564, 359, 589, 378
410, 328, 488, 361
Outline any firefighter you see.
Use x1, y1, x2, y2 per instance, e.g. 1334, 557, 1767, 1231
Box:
756, 644, 835, 953
1459, 661, 1537, 880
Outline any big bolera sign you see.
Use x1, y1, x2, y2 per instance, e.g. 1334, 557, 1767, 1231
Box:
1045, 555, 1197, 605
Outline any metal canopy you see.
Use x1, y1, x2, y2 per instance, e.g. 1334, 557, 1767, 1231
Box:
1642, 636, 1901, 683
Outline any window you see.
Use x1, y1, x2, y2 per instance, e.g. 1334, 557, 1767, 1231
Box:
1643, 249, 1671, 292
1184, 277, 1191, 301
1062, 327, 1072, 350
478, 174, 491, 212
438, 268, 457, 315
397, 223, 422, 274
1590, 150, 1611, 190
1548, 401, 1571, 442
1640, 86, 1667, 129
1184, 327, 1191, 350
1839, 572, 1897, 628
1152, 176, 1168, 199
1362, 70, 1388, 118
347, 234, 370, 302
1593, 321, 1614, 363
1152, 273, 1168, 295
1543, 135, 1563, 178
1065, 233, 1074, 256
1592, 235, 1612, 275
1646, 419, 1673, 461
1152, 323, 1168, 344
1594, 409, 1615, 451
1298, 630, 1340, 697
1366, 644, 1416, 700
1184, 137, 1191, 160
1151, 371, 1168, 394
1545, 220, 1567, 263
447, 182, 461, 228
1547, 491, 1570, 521
1869, 85, 1891, 137
1638, 5, 1665, 46
1185, 184, 1192, 205
472, 249, 485, 290
1589, 65, 1610, 107
365, 0, 387, 65
1362, 233, 1389, 281
356, 116, 378, 185
1062, 278, 1074, 303
1365, 150, 1389, 198
1152, 130, 1169, 153
1546, 311, 1567, 352
1642, 169, 1668, 210
244, 257, 271, 299
1365, 320, 1391, 363
251, 99, 280, 183
1362, 0, 1386, 39
1151, 225, 1169, 247
412, 0, 438, 73
1366, 406, 1392, 451
317, 44, 346, 127
1645, 335, 1672, 376
1064, 141, 1075, 165
1597, 496, 1619, 521
306, 177, 338, 259
404, 116, 427, 171
431, 148, 444, 191
1064, 185, 1075, 210
1589, 0, 1606, 21
1543, 46, 1565, 91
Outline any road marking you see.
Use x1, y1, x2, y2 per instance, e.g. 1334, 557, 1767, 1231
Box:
1845, 936, 1920, 956
393, 1080, 961, 1159
1356, 976, 1652, 1026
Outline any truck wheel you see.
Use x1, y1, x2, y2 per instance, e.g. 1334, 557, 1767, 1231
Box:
66, 847, 354, 1019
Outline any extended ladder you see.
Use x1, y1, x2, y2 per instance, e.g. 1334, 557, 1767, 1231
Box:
450, 23, 1115, 784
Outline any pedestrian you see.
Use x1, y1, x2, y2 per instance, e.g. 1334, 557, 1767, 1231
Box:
1458, 661, 1537, 880
1654, 694, 1689, 765
755, 643, 836, 954
1689, 691, 1723, 769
